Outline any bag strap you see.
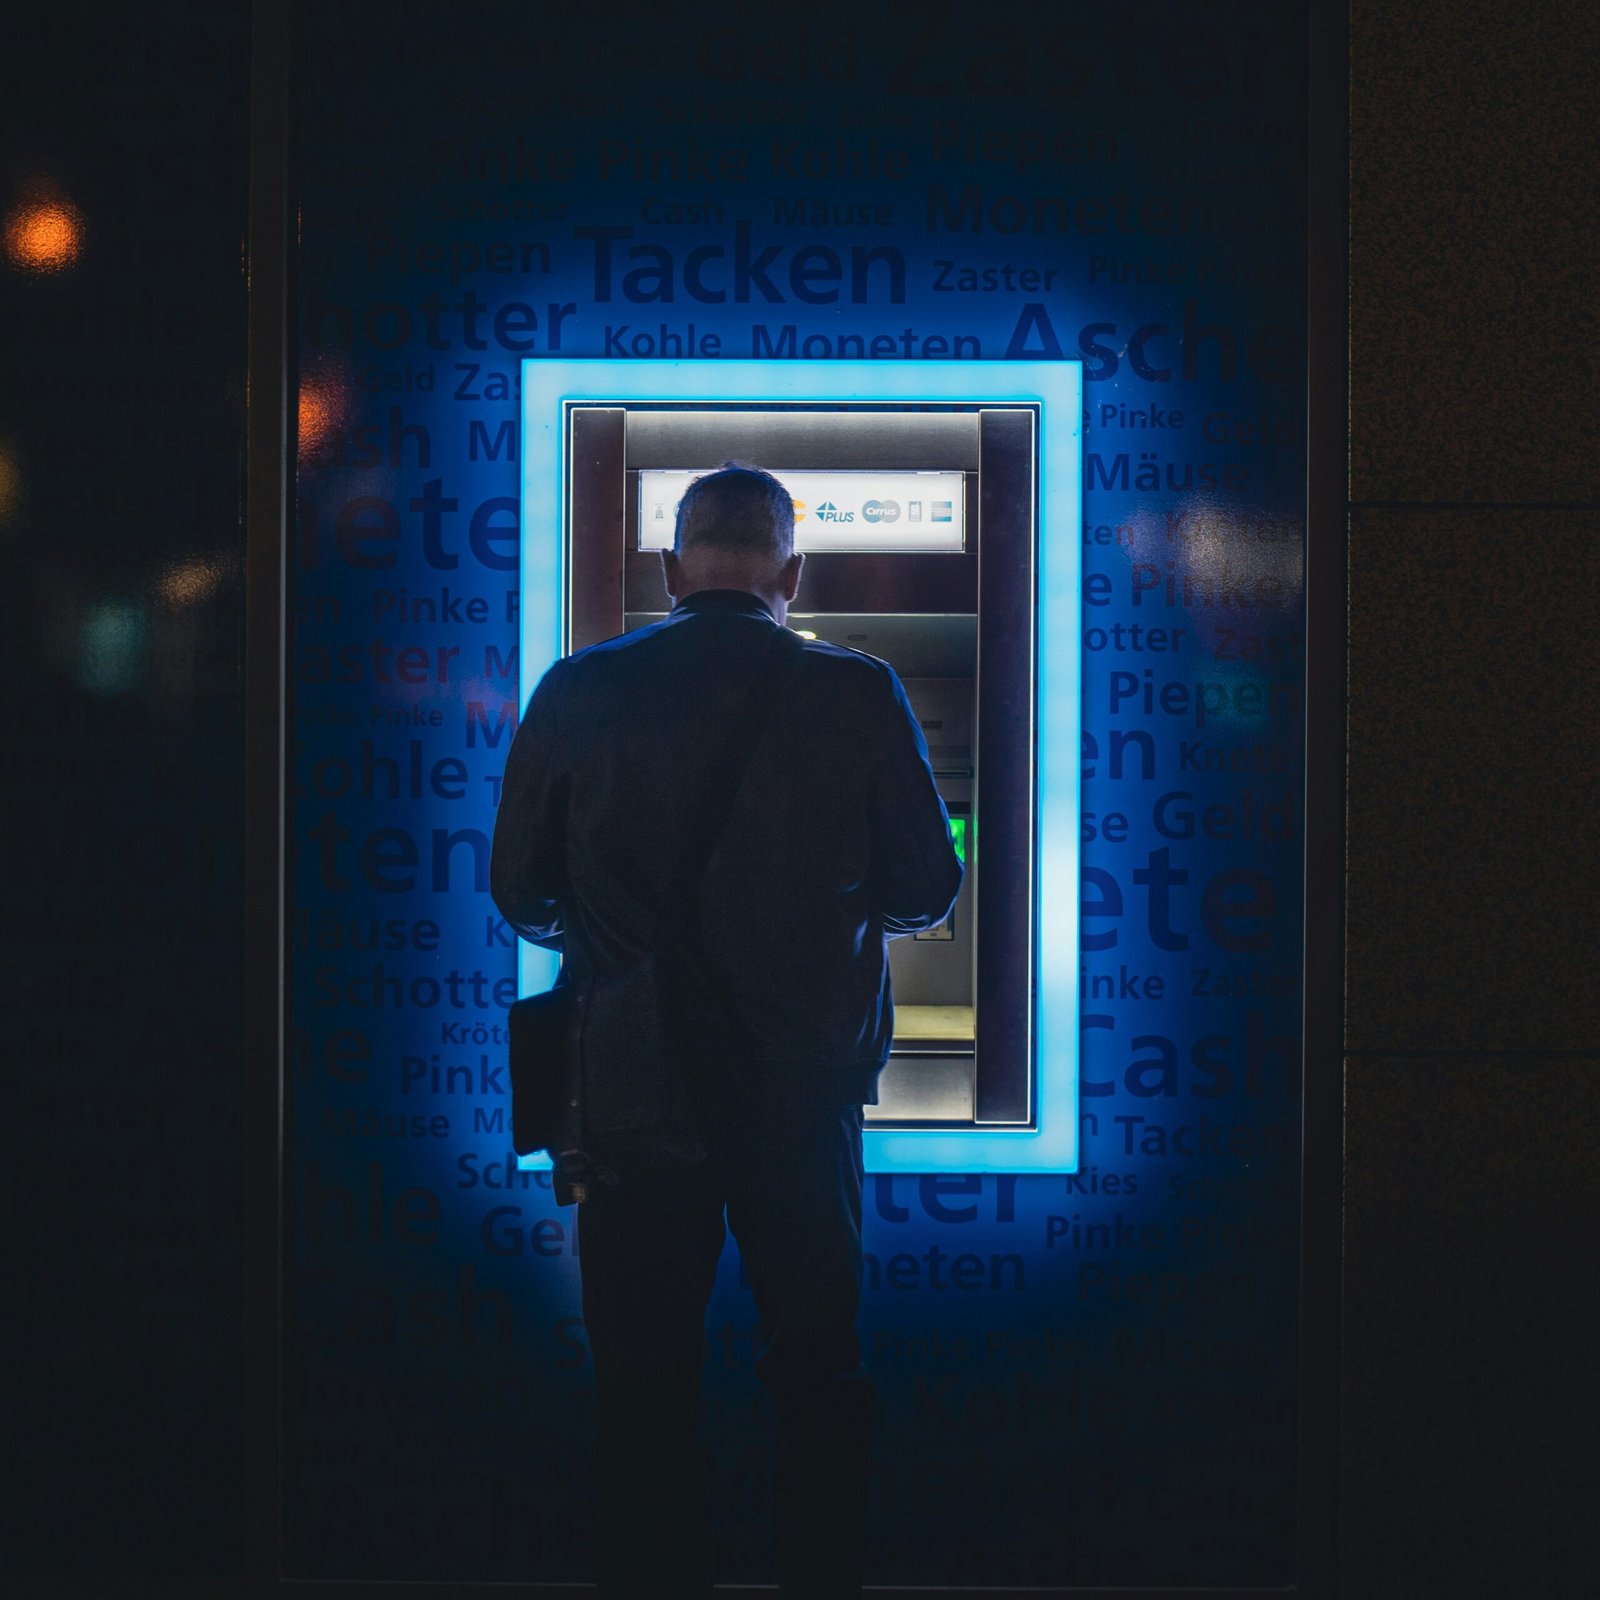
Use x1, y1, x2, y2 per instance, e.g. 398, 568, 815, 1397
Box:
658, 622, 803, 927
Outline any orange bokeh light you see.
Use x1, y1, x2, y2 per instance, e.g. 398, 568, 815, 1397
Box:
297, 365, 354, 459
5, 201, 83, 273
299, 388, 333, 447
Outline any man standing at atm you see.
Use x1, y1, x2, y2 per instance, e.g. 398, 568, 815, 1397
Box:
491, 464, 963, 1597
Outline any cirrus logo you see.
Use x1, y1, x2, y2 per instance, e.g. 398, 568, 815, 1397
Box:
814, 500, 855, 523
862, 499, 901, 524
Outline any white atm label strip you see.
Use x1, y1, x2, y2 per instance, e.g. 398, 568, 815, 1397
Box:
638, 469, 966, 553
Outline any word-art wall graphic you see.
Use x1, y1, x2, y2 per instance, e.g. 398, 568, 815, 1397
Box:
288, 0, 1308, 1585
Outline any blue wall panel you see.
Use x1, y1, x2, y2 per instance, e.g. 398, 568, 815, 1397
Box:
288, 0, 1308, 1583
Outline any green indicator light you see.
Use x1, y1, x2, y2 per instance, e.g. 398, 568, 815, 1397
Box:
949, 815, 969, 864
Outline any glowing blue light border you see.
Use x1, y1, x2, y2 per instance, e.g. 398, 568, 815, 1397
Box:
517, 359, 1080, 1174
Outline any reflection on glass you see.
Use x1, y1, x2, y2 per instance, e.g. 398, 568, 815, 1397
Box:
0, 439, 20, 522
78, 600, 146, 693
157, 557, 225, 607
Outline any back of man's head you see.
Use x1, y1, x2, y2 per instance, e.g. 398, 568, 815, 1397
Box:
674, 463, 794, 577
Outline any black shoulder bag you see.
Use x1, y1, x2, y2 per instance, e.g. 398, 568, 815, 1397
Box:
509, 624, 803, 1205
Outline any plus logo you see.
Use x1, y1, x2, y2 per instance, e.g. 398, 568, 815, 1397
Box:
814, 500, 855, 523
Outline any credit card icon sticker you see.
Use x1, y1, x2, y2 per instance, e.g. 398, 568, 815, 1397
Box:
931, 501, 953, 521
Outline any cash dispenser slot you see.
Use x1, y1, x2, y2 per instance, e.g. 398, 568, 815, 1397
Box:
565, 402, 1037, 1132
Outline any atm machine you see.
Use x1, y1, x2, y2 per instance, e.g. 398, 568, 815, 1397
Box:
518, 360, 1081, 1174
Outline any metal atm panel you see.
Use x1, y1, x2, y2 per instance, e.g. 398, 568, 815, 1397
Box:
520, 361, 1082, 1176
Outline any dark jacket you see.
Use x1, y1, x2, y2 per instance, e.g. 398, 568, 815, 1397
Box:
490, 589, 963, 1107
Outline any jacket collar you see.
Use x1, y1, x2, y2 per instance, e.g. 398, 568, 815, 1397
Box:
669, 589, 777, 623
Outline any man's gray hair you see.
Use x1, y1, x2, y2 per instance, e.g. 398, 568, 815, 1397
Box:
674, 462, 794, 563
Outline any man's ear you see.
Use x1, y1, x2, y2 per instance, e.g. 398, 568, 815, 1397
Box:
660, 548, 680, 599
781, 551, 804, 602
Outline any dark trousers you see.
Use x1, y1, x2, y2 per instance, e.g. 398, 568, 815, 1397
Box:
577, 1088, 873, 1598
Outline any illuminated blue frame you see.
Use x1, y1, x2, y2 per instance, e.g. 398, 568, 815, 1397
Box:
518, 359, 1081, 1174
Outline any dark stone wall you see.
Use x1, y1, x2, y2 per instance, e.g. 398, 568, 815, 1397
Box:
1342, 2, 1598, 1596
